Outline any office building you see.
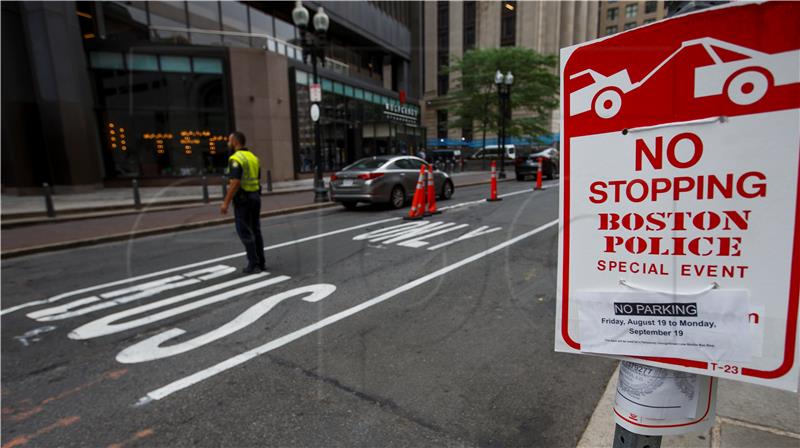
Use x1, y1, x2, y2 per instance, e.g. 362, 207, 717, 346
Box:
421, 1, 599, 150
1, 1, 424, 192
599, 1, 666, 37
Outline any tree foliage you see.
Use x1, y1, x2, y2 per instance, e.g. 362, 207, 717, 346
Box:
445, 47, 559, 145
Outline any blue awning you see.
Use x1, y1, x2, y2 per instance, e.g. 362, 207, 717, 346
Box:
426, 133, 559, 148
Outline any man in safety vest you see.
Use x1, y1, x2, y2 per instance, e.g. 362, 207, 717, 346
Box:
220, 131, 266, 274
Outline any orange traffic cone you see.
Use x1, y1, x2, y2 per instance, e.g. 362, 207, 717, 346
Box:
535, 156, 544, 190
424, 164, 441, 216
487, 160, 502, 201
404, 165, 427, 220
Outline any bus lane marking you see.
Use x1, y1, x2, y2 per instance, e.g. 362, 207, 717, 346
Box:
135, 218, 559, 405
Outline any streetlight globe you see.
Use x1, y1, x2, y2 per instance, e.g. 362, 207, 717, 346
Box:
292, 1, 309, 28
494, 70, 504, 85
505, 71, 514, 85
313, 7, 330, 33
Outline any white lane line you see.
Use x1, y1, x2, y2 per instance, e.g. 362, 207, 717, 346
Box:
135, 218, 559, 405
0, 217, 401, 317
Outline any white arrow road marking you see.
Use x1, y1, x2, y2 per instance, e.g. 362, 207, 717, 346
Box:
69, 273, 289, 340
116, 284, 336, 363
134, 218, 559, 406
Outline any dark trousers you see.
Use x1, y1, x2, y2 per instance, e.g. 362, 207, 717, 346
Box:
233, 192, 265, 268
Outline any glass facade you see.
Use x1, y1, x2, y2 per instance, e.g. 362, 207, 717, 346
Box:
293, 69, 424, 173
80, 1, 422, 179
89, 50, 230, 178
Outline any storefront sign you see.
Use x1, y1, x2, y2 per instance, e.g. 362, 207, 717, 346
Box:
383, 102, 419, 125
555, 2, 800, 391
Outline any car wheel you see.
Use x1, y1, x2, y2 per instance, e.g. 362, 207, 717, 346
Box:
440, 180, 454, 200
726, 69, 769, 106
546, 164, 555, 180
341, 201, 358, 210
389, 185, 405, 209
593, 88, 622, 119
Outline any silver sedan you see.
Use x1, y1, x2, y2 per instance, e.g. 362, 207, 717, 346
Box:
329, 156, 455, 210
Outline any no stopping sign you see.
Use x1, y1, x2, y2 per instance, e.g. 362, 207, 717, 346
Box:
555, 2, 800, 392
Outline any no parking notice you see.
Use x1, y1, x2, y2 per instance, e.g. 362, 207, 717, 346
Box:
555, 2, 800, 392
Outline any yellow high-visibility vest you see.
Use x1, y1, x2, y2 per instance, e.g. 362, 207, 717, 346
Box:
228, 149, 261, 192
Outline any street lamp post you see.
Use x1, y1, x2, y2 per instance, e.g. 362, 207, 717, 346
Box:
293, 1, 329, 203
494, 70, 514, 180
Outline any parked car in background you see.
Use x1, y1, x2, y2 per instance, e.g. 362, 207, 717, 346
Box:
469, 144, 516, 160
515, 147, 559, 181
329, 156, 455, 210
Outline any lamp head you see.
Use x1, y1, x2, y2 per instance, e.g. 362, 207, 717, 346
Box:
494, 70, 504, 85
505, 71, 514, 85
292, 1, 309, 28
313, 7, 329, 33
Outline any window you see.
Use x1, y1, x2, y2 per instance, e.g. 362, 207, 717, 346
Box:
607, 7, 618, 21
249, 7, 273, 49
462, 124, 473, 142
187, 2, 221, 46
643, 18, 657, 24
128, 53, 158, 71
90, 51, 125, 70
463, 1, 476, 52
624, 22, 637, 30
274, 16, 296, 42
221, 1, 249, 47
149, 1, 189, 42
192, 57, 223, 74
645, 1, 658, 14
437, 110, 448, 140
500, 1, 516, 47
160, 55, 192, 73
437, 1, 449, 95
625, 4, 638, 18
606, 25, 618, 35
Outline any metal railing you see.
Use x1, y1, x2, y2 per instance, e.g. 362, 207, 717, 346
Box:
148, 26, 350, 75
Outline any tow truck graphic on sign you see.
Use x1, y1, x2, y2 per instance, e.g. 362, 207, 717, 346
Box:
569, 37, 800, 119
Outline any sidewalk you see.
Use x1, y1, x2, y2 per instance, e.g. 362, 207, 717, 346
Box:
577, 366, 800, 448
0, 176, 332, 218
0, 171, 502, 258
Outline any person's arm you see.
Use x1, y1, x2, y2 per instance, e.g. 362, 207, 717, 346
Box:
220, 178, 241, 215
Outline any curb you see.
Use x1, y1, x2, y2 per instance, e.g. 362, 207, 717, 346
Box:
0, 187, 316, 224
1, 202, 337, 259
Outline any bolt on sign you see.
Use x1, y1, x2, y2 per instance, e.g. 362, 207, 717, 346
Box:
555, 2, 800, 392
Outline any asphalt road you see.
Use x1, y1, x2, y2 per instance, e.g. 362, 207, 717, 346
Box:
1, 180, 617, 448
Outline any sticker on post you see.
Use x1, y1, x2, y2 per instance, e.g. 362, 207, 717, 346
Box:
615, 362, 700, 420
576, 289, 752, 362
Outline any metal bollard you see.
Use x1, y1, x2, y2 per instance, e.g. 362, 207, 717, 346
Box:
43, 183, 56, 218
132, 179, 141, 209
266, 170, 273, 192
612, 425, 662, 448
202, 176, 209, 203
222, 175, 228, 198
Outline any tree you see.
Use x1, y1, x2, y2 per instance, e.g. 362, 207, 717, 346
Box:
445, 47, 559, 150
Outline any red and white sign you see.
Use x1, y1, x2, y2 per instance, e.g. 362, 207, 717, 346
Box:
555, 2, 800, 391
309, 83, 322, 103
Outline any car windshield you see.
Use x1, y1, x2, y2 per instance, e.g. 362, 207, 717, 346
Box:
344, 158, 387, 171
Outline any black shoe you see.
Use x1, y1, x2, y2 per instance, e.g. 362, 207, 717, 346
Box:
258, 264, 267, 272
242, 265, 259, 275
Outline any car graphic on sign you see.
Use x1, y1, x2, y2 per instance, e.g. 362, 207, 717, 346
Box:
568, 37, 800, 119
